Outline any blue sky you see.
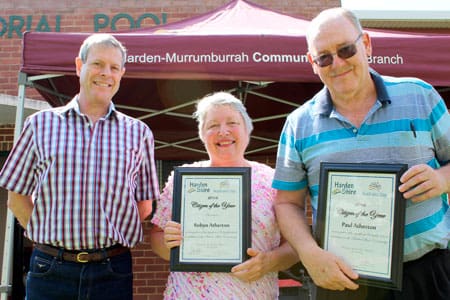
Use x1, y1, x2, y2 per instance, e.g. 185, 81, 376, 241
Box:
341, 0, 450, 19
341, 0, 449, 11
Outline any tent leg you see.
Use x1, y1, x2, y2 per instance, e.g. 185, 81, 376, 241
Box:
0, 211, 15, 300
0, 72, 27, 300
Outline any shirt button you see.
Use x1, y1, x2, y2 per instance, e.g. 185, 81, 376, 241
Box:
352, 128, 357, 134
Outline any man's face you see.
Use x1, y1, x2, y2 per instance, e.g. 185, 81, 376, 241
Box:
75, 44, 125, 105
307, 17, 371, 97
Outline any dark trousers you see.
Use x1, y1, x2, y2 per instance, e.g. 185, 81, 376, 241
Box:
315, 249, 450, 300
26, 247, 133, 300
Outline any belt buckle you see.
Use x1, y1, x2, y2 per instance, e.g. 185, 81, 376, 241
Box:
76, 252, 89, 263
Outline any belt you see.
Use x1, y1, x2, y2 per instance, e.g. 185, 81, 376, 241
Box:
34, 244, 129, 263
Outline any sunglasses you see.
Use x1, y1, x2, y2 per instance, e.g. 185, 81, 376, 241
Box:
312, 33, 363, 68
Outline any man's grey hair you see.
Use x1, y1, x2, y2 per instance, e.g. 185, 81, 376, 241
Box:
306, 7, 363, 50
78, 33, 127, 68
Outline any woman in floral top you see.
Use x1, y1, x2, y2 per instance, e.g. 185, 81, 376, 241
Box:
150, 92, 298, 299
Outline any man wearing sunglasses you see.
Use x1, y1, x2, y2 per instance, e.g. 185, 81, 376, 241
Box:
273, 7, 450, 300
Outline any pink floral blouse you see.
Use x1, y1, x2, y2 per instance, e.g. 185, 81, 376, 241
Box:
152, 160, 281, 299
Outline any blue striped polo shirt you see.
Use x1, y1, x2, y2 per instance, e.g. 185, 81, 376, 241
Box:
272, 69, 450, 262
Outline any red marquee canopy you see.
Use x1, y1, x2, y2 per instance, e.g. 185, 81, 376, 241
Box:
19, 0, 450, 161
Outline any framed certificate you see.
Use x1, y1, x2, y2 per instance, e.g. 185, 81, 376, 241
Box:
316, 162, 407, 290
170, 167, 251, 272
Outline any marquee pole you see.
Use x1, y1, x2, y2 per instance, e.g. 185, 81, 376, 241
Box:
1, 72, 27, 300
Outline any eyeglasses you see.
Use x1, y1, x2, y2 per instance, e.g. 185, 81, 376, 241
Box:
312, 33, 363, 68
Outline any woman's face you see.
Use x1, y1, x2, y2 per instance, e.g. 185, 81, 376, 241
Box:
201, 104, 249, 166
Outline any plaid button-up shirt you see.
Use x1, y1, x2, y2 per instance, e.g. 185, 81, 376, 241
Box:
0, 98, 159, 250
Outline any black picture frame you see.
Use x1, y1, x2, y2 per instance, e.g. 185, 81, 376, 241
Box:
316, 162, 407, 290
170, 167, 251, 272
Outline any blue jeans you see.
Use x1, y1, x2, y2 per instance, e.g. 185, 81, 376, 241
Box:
26, 247, 133, 300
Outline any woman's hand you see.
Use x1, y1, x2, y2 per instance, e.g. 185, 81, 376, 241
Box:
163, 221, 182, 249
149, 221, 182, 261
230, 248, 275, 282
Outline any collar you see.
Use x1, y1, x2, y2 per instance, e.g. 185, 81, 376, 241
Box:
314, 68, 392, 117
60, 95, 117, 120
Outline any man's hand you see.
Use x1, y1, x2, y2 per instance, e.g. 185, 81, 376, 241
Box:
399, 164, 449, 202
302, 246, 359, 291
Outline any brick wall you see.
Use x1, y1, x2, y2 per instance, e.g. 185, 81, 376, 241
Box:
132, 220, 169, 300
0, 125, 14, 151
1, 1, 338, 298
